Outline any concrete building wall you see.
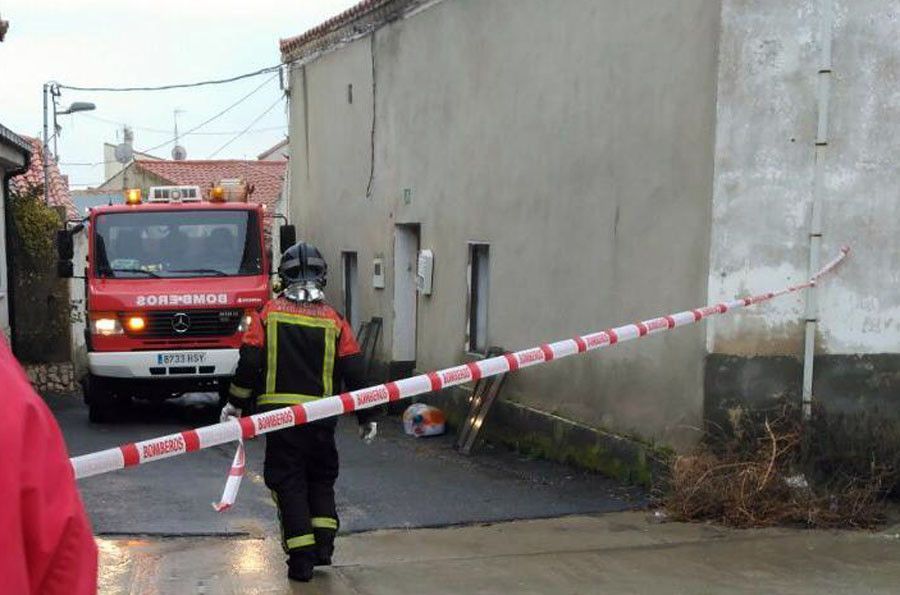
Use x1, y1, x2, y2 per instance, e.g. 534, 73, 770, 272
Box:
103, 143, 162, 182
288, 34, 385, 348
104, 144, 124, 183
96, 165, 167, 194
287, 0, 722, 449
707, 0, 900, 418
258, 140, 290, 162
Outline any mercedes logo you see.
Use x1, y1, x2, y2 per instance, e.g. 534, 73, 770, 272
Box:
172, 312, 191, 334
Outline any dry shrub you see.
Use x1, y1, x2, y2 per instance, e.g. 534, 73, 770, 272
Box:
664, 405, 894, 529
805, 406, 900, 500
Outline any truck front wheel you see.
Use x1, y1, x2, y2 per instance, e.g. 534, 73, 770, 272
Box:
217, 378, 233, 408
83, 374, 116, 423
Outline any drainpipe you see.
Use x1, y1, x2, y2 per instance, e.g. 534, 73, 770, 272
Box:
802, 0, 834, 421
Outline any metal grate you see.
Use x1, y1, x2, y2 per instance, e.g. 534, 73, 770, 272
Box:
132, 309, 242, 338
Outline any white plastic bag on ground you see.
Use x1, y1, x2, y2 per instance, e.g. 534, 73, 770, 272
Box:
403, 403, 446, 437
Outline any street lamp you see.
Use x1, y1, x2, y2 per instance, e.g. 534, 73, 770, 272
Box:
59, 102, 96, 115
42, 82, 96, 205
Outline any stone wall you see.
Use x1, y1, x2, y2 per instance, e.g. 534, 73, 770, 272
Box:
25, 362, 78, 395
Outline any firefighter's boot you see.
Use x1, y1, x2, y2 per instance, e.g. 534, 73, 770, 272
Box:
287, 552, 315, 582
313, 528, 335, 566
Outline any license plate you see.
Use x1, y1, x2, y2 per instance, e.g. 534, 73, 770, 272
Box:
157, 352, 206, 365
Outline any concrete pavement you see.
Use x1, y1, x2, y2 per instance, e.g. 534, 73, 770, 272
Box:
96, 511, 900, 594
53, 393, 640, 536
53, 395, 900, 593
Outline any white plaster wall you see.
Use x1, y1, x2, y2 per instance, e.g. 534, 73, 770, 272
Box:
817, 0, 900, 353
708, 0, 900, 357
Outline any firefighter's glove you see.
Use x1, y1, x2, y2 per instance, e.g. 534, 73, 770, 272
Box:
358, 422, 377, 444
220, 403, 242, 423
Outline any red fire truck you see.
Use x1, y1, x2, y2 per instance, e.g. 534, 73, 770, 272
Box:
58, 183, 294, 422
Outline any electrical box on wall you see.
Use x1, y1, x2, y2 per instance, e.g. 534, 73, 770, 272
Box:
372, 257, 385, 289
416, 249, 434, 295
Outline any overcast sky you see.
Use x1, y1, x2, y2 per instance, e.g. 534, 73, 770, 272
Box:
0, 0, 358, 187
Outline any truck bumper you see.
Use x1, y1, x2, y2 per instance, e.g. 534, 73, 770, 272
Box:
88, 349, 239, 379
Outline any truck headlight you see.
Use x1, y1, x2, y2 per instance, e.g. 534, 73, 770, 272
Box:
237, 313, 253, 333
92, 316, 123, 336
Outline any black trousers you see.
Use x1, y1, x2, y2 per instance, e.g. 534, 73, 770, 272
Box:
264, 420, 340, 557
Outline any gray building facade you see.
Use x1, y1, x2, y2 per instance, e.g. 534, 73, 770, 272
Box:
282, 0, 721, 451
281, 0, 898, 453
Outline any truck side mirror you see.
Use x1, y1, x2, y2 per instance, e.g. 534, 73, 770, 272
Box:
57, 260, 74, 278
56, 229, 74, 260
279, 224, 296, 254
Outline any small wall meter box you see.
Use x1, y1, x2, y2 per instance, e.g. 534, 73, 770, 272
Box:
372, 257, 385, 289
416, 249, 434, 295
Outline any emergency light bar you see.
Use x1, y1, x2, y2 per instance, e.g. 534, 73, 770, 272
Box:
124, 188, 142, 205
210, 178, 251, 203
148, 186, 202, 203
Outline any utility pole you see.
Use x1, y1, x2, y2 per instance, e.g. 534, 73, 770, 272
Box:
41, 81, 95, 204
42, 82, 50, 204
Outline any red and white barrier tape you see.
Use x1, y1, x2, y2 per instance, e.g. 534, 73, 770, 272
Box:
70, 246, 850, 480
211, 439, 245, 512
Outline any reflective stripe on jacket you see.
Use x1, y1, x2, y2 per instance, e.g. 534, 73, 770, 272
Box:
229, 297, 361, 408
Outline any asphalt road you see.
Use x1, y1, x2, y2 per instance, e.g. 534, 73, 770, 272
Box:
52, 393, 643, 537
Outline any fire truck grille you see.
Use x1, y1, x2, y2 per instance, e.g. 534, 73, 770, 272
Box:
136, 309, 243, 338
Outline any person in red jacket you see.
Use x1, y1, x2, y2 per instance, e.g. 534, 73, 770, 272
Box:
0, 337, 98, 594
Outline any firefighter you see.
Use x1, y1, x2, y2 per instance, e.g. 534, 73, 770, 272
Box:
220, 241, 377, 582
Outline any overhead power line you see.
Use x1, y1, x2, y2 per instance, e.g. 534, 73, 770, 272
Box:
207, 96, 285, 158
56, 64, 281, 93
57, 74, 286, 183
80, 113, 287, 137
137, 74, 280, 155
83, 113, 171, 133
61, 131, 290, 168
184, 125, 287, 136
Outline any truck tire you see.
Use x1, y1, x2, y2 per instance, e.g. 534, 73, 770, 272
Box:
218, 379, 231, 408
83, 374, 115, 423
88, 401, 110, 423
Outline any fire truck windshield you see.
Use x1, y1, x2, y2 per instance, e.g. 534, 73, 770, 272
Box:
93, 210, 263, 279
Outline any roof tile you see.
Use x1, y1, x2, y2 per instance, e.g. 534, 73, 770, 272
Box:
9, 137, 78, 219
280, 0, 399, 56
133, 159, 287, 211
